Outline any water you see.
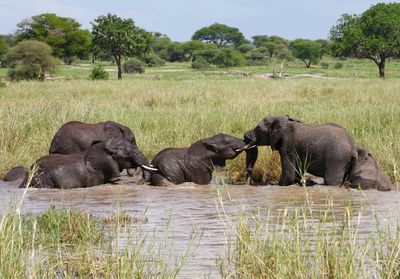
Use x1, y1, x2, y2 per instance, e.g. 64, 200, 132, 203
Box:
1, 178, 399, 278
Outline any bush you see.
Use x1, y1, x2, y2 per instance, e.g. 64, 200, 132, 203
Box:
142, 53, 166, 67
334, 62, 344, 69
123, 58, 145, 73
89, 65, 109, 80
245, 48, 268, 66
193, 48, 245, 68
320, 62, 330, 69
191, 57, 210, 70
213, 48, 245, 67
6, 40, 58, 81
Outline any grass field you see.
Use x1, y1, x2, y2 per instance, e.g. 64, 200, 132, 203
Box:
0, 61, 399, 183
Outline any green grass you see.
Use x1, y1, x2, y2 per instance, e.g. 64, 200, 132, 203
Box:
216, 190, 400, 278
0, 205, 195, 278
0, 75, 399, 184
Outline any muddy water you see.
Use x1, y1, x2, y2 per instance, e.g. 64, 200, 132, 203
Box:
1, 179, 400, 278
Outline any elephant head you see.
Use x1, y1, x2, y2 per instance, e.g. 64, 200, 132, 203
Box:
86, 138, 156, 178
104, 121, 136, 145
244, 115, 302, 182
187, 133, 250, 169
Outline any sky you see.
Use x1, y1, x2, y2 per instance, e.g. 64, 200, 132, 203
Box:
0, 0, 393, 41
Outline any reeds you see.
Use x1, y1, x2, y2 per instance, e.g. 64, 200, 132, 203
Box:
216, 187, 400, 278
0, 205, 197, 278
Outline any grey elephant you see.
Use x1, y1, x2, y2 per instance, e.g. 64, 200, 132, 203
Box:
49, 120, 153, 181
3, 166, 27, 182
150, 133, 252, 186
244, 115, 357, 186
348, 146, 392, 191
20, 138, 152, 189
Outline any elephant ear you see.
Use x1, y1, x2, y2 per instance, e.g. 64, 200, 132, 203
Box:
104, 121, 124, 139
104, 138, 122, 156
270, 116, 288, 150
204, 142, 219, 154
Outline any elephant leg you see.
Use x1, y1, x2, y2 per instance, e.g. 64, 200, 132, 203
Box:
324, 165, 346, 186
279, 155, 296, 186
150, 173, 174, 186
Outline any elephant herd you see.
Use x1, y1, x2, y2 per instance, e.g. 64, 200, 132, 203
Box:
2, 116, 393, 191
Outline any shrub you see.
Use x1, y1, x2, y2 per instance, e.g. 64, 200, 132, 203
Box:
191, 57, 210, 70
213, 48, 245, 67
193, 48, 245, 68
320, 62, 330, 69
142, 53, 166, 67
245, 48, 268, 66
89, 65, 109, 80
334, 62, 344, 69
6, 40, 58, 81
123, 58, 145, 73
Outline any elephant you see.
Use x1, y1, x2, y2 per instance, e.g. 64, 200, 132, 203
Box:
19, 138, 155, 189
244, 115, 357, 186
3, 166, 27, 182
348, 146, 392, 191
49, 120, 152, 181
150, 133, 252, 186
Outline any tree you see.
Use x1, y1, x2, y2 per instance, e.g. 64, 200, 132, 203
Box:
91, 14, 152, 80
182, 40, 215, 61
192, 23, 246, 48
315, 39, 330, 59
150, 32, 171, 59
330, 3, 400, 78
6, 40, 58, 81
289, 39, 320, 68
193, 48, 245, 67
252, 35, 289, 58
0, 36, 8, 66
16, 13, 91, 64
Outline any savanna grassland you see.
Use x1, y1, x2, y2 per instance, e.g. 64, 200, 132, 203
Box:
1, 60, 400, 278
1, 59, 400, 183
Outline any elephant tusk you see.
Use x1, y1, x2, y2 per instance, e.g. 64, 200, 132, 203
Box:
235, 144, 257, 152
141, 165, 158, 171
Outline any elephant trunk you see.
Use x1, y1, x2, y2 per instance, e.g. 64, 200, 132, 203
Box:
245, 147, 258, 184
131, 148, 157, 182
243, 129, 259, 184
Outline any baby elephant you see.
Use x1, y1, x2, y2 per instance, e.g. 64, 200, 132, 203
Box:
20, 138, 155, 189
348, 146, 392, 191
150, 133, 252, 186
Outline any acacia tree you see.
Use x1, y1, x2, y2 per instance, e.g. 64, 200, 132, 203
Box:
192, 23, 246, 48
289, 39, 320, 68
330, 3, 400, 78
16, 13, 91, 64
6, 40, 58, 81
91, 14, 152, 80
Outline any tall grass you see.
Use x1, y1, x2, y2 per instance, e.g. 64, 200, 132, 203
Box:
1, 77, 399, 183
0, 205, 197, 278
216, 189, 400, 278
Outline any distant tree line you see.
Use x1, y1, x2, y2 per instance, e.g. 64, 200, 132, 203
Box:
0, 2, 399, 80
